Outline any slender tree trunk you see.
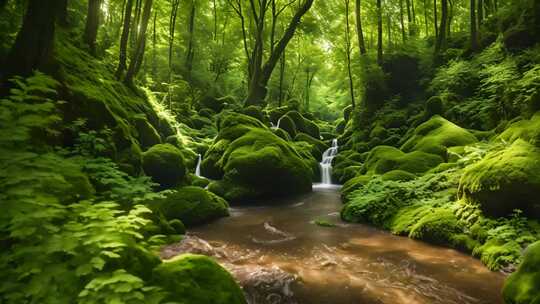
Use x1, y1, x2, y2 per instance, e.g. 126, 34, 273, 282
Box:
185, 0, 196, 79
4, 0, 62, 79
355, 0, 367, 55
424, 0, 429, 36
151, 10, 157, 78
115, 0, 134, 79
278, 51, 285, 107
125, 0, 153, 85
387, 13, 392, 47
447, 0, 453, 38
213, 0, 218, 41
406, 0, 413, 36
435, 0, 447, 53
84, 0, 101, 55
434, 0, 438, 40
344, 0, 355, 108
131, 0, 142, 48
377, 0, 383, 65
58, 0, 69, 26
400, 0, 406, 42
245, 0, 314, 106
478, 0, 483, 24
470, 0, 478, 51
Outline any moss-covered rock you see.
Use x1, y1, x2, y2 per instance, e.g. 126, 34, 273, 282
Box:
294, 132, 329, 160
133, 116, 162, 149
382, 170, 417, 181
153, 254, 246, 304
241, 105, 264, 122
363, 145, 444, 175
284, 111, 320, 139
409, 208, 461, 244
277, 115, 297, 138
499, 112, 540, 144
205, 113, 313, 202
340, 175, 372, 203
148, 186, 229, 226
401, 115, 477, 158
425, 96, 444, 116
142, 144, 187, 188
198, 95, 226, 113
273, 128, 292, 141
458, 139, 540, 217
503, 241, 540, 304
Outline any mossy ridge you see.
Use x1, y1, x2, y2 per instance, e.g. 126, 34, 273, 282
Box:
363, 145, 444, 176
153, 254, 247, 304
400, 115, 478, 158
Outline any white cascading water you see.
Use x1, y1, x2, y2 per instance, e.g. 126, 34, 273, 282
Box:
271, 117, 284, 130
195, 154, 202, 177
320, 139, 338, 185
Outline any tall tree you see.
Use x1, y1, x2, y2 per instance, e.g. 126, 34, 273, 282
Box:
84, 0, 101, 55
243, 0, 315, 106
115, 0, 134, 79
124, 0, 153, 85
423, 0, 429, 35
399, 0, 406, 42
3, 0, 62, 79
185, 0, 196, 79
435, 0, 447, 53
406, 0, 413, 36
478, 0, 484, 24
344, 0, 355, 108
377, 0, 383, 65
470, 0, 478, 51
355, 0, 367, 55
434, 0, 438, 40
58, 0, 69, 26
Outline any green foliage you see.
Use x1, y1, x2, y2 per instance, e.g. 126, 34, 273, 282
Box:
503, 241, 540, 304
142, 144, 187, 189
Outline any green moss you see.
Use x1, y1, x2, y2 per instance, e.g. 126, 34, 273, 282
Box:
340, 175, 372, 202
133, 115, 162, 149
458, 140, 540, 217
241, 105, 264, 122
148, 186, 229, 226
409, 208, 462, 244
503, 241, 540, 304
370, 125, 388, 139
314, 219, 337, 227
364, 145, 444, 175
142, 144, 187, 188
401, 115, 477, 158
198, 95, 226, 113
473, 239, 523, 270
190, 174, 210, 188
450, 234, 480, 253
273, 128, 292, 141
294, 132, 329, 160
284, 111, 320, 139
277, 115, 297, 138
499, 112, 540, 144
201, 139, 229, 179
153, 254, 246, 304
382, 170, 417, 181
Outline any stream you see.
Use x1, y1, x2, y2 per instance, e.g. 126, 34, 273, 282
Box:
161, 185, 505, 304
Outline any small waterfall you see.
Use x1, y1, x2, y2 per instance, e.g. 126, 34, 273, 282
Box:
320, 139, 338, 185
195, 154, 202, 177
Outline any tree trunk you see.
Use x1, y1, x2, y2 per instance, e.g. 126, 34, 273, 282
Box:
406, 0, 413, 36
185, 0, 196, 80
278, 51, 285, 107
434, 0, 438, 40
115, 0, 133, 79
57, 0, 69, 26
244, 0, 314, 106
435, 0, 447, 53
354, 0, 366, 55
344, 0, 355, 108
131, 0, 142, 48
4, 0, 62, 79
377, 0, 383, 65
478, 0, 483, 24
470, 0, 478, 51
151, 10, 157, 78
84, 0, 101, 55
399, 0, 406, 42
124, 0, 153, 85
423, 0, 429, 36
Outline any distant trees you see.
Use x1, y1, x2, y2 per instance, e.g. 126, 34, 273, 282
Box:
354, 0, 366, 55
376, 0, 383, 65
344, 0, 355, 108
115, 0, 134, 79
125, 0, 153, 85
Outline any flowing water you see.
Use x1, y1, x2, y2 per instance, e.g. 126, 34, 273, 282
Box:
320, 139, 339, 185
195, 153, 202, 177
161, 186, 505, 304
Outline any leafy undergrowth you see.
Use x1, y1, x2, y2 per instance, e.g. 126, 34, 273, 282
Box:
0, 73, 244, 303
341, 144, 540, 271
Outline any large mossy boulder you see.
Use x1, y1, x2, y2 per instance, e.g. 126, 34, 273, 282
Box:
277, 115, 297, 138
294, 133, 329, 160
401, 115, 477, 158
205, 113, 313, 202
458, 140, 540, 218
148, 186, 229, 226
283, 111, 320, 139
153, 254, 247, 304
142, 144, 187, 188
503, 241, 540, 304
363, 145, 444, 175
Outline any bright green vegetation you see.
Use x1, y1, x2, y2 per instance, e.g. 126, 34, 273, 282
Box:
1, 0, 540, 302
153, 254, 247, 304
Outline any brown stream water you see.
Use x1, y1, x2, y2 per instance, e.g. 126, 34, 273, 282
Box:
161, 185, 505, 304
